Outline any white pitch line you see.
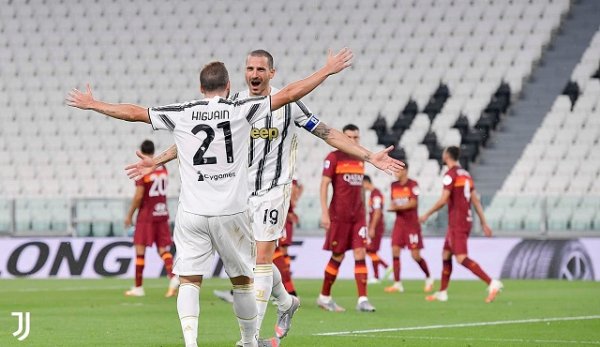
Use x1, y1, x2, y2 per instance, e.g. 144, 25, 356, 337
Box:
314, 315, 600, 336
337, 334, 600, 345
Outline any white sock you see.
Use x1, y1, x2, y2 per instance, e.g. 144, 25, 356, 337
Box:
358, 296, 368, 304
318, 294, 332, 304
233, 283, 258, 346
177, 283, 200, 347
254, 264, 273, 336
271, 264, 293, 311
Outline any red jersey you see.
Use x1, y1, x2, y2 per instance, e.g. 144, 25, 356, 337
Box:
443, 166, 474, 231
368, 188, 385, 233
391, 179, 420, 233
323, 150, 365, 222
135, 165, 169, 223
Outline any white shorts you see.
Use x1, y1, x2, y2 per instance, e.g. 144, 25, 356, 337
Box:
249, 183, 292, 242
172, 208, 256, 278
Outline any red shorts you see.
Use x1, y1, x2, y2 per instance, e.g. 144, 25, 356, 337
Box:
443, 228, 470, 255
366, 228, 385, 252
323, 219, 367, 254
134, 220, 172, 248
392, 226, 424, 250
279, 220, 294, 247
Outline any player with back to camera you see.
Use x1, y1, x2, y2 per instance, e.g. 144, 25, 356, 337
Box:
362, 175, 390, 284
67, 48, 355, 347
385, 162, 434, 293
126, 50, 405, 343
318, 124, 377, 313
420, 146, 503, 303
124, 139, 179, 298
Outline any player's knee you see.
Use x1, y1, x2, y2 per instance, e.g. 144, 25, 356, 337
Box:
392, 246, 401, 257
353, 248, 366, 260
180, 275, 203, 286
411, 251, 421, 261
332, 253, 345, 262
456, 254, 467, 264
230, 275, 252, 286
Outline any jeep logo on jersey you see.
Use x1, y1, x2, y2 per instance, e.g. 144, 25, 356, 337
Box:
250, 127, 279, 140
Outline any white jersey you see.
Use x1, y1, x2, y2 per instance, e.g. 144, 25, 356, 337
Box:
232, 87, 320, 196
149, 95, 270, 216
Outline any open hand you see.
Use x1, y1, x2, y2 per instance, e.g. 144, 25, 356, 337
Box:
324, 47, 353, 75
66, 83, 96, 110
125, 150, 156, 181
370, 146, 406, 175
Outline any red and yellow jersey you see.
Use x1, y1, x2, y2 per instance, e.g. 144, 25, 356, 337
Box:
135, 165, 169, 223
443, 166, 474, 231
391, 179, 420, 233
322, 150, 365, 222
368, 188, 385, 233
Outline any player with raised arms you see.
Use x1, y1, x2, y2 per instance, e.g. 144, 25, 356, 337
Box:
125, 50, 406, 343
419, 146, 503, 303
67, 48, 357, 347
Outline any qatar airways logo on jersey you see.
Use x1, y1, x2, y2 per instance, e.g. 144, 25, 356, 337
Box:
343, 173, 363, 186
191, 110, 230, 121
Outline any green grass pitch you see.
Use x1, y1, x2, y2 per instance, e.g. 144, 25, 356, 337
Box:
1, 278, 599, 346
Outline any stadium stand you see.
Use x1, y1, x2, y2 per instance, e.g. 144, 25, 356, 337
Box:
0, 0, 594, 235
487, 30, 600, 233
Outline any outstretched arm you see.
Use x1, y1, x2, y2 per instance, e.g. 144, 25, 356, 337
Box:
125, 145, 178, 181
419, 190, 451, 223
66, 84, 149, 123
471, 190, 492, 237
312, 123, 405, 174
271, 48, 353, 111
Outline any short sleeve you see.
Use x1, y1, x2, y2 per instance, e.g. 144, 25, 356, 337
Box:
442, 172, 454, 191
148, 103, 185, 131
292, 101, 321, 133
237, 96, 272, 124
411, 182, 420, 198
322, 152, 337, 179
372, 192, 383, 210
135, 178, 144, 187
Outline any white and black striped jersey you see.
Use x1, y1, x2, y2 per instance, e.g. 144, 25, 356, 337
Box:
149, 95, 271, 216
232, 87, 320, 196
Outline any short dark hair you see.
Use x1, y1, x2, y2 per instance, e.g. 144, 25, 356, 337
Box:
140, 140, 155, 155
248, 49, 274, 69
445, 146, 460, 161
343, 124, 359, 132
363, 175, 372, 183
200, 61, 229, 92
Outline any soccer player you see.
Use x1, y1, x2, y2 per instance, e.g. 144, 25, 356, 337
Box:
419, 146, 503, 303
123, 139, 179, 298
385, 163, 433, 293
362, 175, 389, 284
67, 48, 354, 347
272, 177, 302, 296
131, 50, 405, 341
318, 124, 376, 312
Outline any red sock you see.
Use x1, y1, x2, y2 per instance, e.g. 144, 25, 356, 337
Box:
367, 252, 380, 279
354, 259, 368, 297
135, 255, 145, 287
379, 256, 389, 269
440, 259, 452, 291
321, 257, 341, 296
159, 251, 174, 279
283, 254, 296, 294
393, 256, 401, 282
417, 258, 431, 278
461, 257, 491, 285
